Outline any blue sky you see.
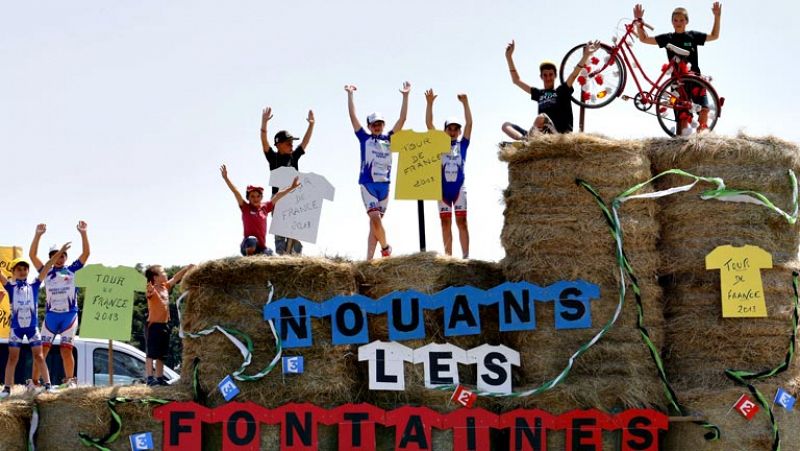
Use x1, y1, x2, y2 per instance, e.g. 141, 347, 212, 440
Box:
2, 0, 796, 267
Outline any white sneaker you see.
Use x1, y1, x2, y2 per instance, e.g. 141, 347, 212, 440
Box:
25, 380, 37, 392
46, 384, 58, 393
0, 387, 10, 399
65, 378, 78, 389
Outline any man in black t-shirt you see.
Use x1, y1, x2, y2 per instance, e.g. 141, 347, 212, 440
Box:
502, 40, 599, 139
260, 107, 315, 254
634, 3, 722, 133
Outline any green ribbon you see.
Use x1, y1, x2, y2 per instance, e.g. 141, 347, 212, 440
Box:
177, 283, 283, 383
722, 272, 799, 451
78, 397, 170, 450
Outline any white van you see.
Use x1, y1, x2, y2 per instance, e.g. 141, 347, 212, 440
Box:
0, 336, 179, 386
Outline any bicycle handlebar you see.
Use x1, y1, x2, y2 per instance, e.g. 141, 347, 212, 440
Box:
632, 18, 654, 31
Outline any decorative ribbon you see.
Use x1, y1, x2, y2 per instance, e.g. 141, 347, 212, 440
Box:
78, 397, 170, 450
177, 283, 283, 382
28, 403, 38, 451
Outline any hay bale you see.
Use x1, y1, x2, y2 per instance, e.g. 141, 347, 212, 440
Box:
663, 262, 800, 390
499, 134, 666, 411
180, 256, 360, 408
34, 385, 191, 451
664, 383, 800, 451
0, 399, 31, 451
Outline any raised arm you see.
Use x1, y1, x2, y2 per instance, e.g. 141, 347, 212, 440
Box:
220, 164, 246, 207
458, 93, 473, 140
260, 107, 273, 153
38, 242, 70, 282
77, 220, 90, 264
270, 176, 301, 205
391, 81, 411, 134
345, 85, 362, 131
168, 264, 195, 290
566, 41, 601, 86
505, 40, 532, 93
634, 5, 658, 45
300, 110, 315, 149
29, 223, 46, 270
707, 2, 722, 42
424, 89, 437, 131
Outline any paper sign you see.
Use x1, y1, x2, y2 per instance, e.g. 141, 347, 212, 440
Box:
0, 246, 22, 339
705, 245, 772, 317
733, 394, 759, 420
219, 375, 240, 401
269, 167, 335, 243
129, 432, 154, 451
390, 130, 451, 200
74, 264, 146, 340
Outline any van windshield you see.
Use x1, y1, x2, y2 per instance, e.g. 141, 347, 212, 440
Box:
93, 349, 146, 385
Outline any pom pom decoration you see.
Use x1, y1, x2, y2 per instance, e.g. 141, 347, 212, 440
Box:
581, 91, 591, 102
594, 74, 604, 85
597, 89, 608, 99
661, 63, 670, 72
577, 76, 587, 86
584, 65, 593, 74
590, 56, 600, 65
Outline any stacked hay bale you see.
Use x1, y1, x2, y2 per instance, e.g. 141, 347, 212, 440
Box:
355, 252, 505, 450
34, 385, 191, 451
498, 134, 665, 449
180, 256, 359, 450
0, 398, 31, 451
649, 135, 800, 448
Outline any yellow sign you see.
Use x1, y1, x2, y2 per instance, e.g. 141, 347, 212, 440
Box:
705, 245, 772, 317
0, 246, 23, 339
390, 130, 451, 200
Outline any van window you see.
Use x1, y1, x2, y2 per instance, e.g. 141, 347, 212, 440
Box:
93, 349, 146, 386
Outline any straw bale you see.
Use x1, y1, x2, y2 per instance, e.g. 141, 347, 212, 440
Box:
34, 385, 191, 451
180, 256, 360, 408
664, 383, 800, 451
0, 399, 31, 451
355, 253, 505, 418
663, 263, 800, 390
500, 134, 666, 411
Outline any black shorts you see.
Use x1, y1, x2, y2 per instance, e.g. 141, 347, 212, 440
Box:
145, 323, 170, 359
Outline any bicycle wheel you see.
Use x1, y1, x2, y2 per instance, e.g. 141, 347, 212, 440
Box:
559, 42, 626, 109
654, 75, 720, 137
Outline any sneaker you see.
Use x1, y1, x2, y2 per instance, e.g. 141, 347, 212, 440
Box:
44, 383, 58, 393
157, 376, 170, 386
380, 245, 392, 258
146, 376, 158, 387
64, 377, 78, 389
0, 386, 10, 399
25, 379, 37, 392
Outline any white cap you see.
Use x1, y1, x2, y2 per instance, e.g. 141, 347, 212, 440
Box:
444, 117, 462, 128
49, 244, 59, 253
366, 112, 385, 125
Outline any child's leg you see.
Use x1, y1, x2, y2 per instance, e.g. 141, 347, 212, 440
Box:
501, 122, 526, 140
145, 358, 154, 378
58, 315, 78, 380
366, 232, 378, 261
5, 346, 20, 387
456, 215, 469, 259
155, 359, 164, 378
32, 346, 51, 385
439, 203, 453, 256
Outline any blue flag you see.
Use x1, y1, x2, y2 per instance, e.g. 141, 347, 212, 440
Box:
129, 432, 154, 451
774, 388, 796, 411
282, 356, 305, 374
218, 375, 240, 402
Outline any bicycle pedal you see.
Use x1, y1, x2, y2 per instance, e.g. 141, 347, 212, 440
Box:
621, 95, 632, 101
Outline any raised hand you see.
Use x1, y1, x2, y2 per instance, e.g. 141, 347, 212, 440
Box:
290, 176, 301, 190
220, 164, 229, 179
399, 81, 411, 95
457, 93, 468, 103
76, 221, 88, 233
35, 223, 47, 235
582, 40, 601, 57
58, 242, 72, 255
505, 40, 516, 58
634, 4, 644, 19
344, 84, 357, 94
712, 2, 721, 16
425, 89, 437, 103
307, 110, 315, 124
261, 107, 273, 124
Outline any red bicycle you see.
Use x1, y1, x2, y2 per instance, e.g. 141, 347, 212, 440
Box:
560, 18, 724, 137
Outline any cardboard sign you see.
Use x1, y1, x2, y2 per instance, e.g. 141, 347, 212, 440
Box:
0, 246, 22, 339
390, 130, 451, 200
705, 245, 772, 317
269, 167, 335, 244
74, 264, 146, 340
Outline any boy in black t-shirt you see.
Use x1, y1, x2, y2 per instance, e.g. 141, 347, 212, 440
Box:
634, 3, 722, 133
502, 40, 599, 139
260, 107, 315, 254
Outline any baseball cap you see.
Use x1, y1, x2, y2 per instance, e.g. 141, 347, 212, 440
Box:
9, 258, 29, 270
539, 60, 557, 72
366, 112, 385, 125
444, 117, 462, 128
274, 130, 298, 145
48, 244, 61, 257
